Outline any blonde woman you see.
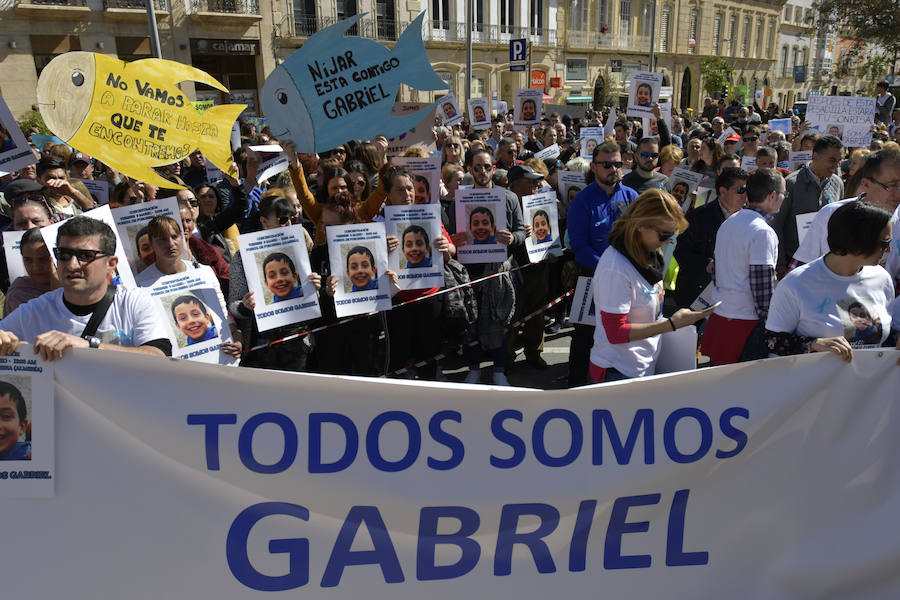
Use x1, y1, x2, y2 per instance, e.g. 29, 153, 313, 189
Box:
590, 189, 710, 382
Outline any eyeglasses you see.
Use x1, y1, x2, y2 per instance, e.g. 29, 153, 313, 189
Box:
733, 186, 747, 194
878, 238, 892, 252
593, 160, 623, 169
640, 152, 660, 159
654, 229, 676, 242
742, 136, 759, 142
53, 247, 109, 264
276, 215, 293, 225
866, 177, 900, 193
11, 192, 47, 205
446, 143, 461, 148
472, 164, 492, 172
188, 200, 199, 207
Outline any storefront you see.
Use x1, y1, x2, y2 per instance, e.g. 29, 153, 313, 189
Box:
190, 38, 260, 115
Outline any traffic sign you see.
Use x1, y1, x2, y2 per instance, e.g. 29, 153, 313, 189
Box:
510, 39, 526, 72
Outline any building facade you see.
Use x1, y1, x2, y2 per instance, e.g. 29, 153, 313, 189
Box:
1, 0, 788, 121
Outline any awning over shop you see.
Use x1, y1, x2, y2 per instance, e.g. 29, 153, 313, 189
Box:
565, 96, 593, 103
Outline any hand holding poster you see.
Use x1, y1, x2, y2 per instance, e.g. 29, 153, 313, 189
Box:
627, 71, 663, 118
327, 222, 391, 317
256, 152, 290, 185
667, 167, 704, 212
0, 93, 37, 177
579, 126, 603, 159
467, 98, 490, 130
454, 187, 508, 264
805, 95, 876, 147
391, 156, 441, 204
146, 268, 238, 366
237, 225, 321, 331
111, 197, 183, 278
513, 88, 543, 129
436, 92, 464, 127
259, 13, 447, 154
40, 204, 136, 288
0, 353, 54, 497
523, 191, 562, 262
385, 204, 444, 290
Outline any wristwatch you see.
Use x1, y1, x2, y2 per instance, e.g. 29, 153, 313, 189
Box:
87, 336, 102, 349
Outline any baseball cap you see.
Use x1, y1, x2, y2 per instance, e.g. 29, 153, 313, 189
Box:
507, 164, 543, 184
542, 158, 561, 175
2, 178, 44, 201
725, 133, 741, 143
70, 152, 91, 165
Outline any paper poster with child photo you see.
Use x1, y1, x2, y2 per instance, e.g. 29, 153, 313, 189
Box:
0, 354, 54, 498
238, 225, 321, 331
391, 156, 441, 204
627, 71, 663, 118
40, 204, 136, 288
513, 88, 543, 129
837, 297, 884, 349
111, 197, 184, 277
0, 92, 37, 177
668, 167, 705, 212
147, 268, 238, 366
579, 126, 604, 160
385, 203, 444, 290
327, 222, 391, 318
2, 230, 27, 284
523, 191, 562, 262
558, 170, 587, 213
454, 187, 508, 264
436, 92, 464, 127
467, 98, 491, 130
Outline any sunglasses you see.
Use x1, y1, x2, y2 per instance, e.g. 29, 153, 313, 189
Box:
640, 152, 660, 159
733, 186, 747, 194
593, 160, 623, 169
12, 192, 47, 205
742, 136, 759, 142
188, 200, 199, 207
276, 215, 293, 225
53, 247, 109, 264
472, 164, 492, 172
446, 143, 461, 148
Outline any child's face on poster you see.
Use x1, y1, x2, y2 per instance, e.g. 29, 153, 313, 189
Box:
533, 214, 550, 241
636, 84, 652, 106
0, 393, 26, 457
470, 211, 494, 242
174, 301, 212, 341
403, 232, 429, 265
347, 252, 376, 289
265, 259, 300, 298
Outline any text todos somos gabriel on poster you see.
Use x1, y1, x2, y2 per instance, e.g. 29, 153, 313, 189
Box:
188, 403, 751, 591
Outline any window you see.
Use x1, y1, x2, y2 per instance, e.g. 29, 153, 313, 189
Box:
530, 0, 543, 33
293, 0, 316, 34
597, 0, 610, 30
767, 19, 775, 58
640, 2, 652, 36
728, 15, 737, 56
784, 5, 791, 21
781, 45, 789, 77
619, 0, 632, 37
713, 13, 722, 56
566, 57, 588, 81
660, 5, 671, 53
755, 18, 763, 58
471, 73, 487, 98
800, 47, 808, 67
500, 0, 515, 33
473, 0, 484, 32
792, 45, 799, 67
336, 0, 357, 33
376, 0, 397, 39
688, 9, 698, 54
741, 16, 750, 55
569, 0, 582, 30
432, 0, 449, 27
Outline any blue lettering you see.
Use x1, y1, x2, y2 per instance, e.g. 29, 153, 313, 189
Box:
490, 409, 526, 469
716, 407, 749, 459
494, 503, 559, 575
592, 409, 654, 465
238, 412, 299, 474
665, 489, 708, 566
226, 502, 309, 591
366, 411, 421, 472
427, 411, 464, 471
187, 413, 237, 470
309, 412, 359, 473
663, 408, 712, 463
416, 506, 481, 580
604, 493, 660, 569
532, 408, 582, 467
568, 499, 597, 572
321, 506, 404, 587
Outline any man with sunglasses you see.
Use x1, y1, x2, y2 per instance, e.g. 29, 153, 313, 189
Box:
621, 137, 668, 194
0, 217, 171, 361
673, 167, 749, 308
566, 140, 638, 386
738, 126, 761, 159
791, 148, 900, 288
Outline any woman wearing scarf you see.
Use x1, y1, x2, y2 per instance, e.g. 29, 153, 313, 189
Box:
589, 189, 709, 383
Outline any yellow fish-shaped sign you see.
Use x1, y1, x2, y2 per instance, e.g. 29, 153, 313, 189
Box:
36, 52, 244, 189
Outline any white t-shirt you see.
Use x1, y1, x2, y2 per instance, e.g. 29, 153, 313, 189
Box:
590, 246, 665, 378
791, 197, 856, 265
136, 259, 196, 287
0, 286, 169, 347
884, 206, 900, 289
766, 258, 894, 348
712, 208, 778, 320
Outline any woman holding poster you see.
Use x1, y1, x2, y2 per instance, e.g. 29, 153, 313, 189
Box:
590, 190, 710, 383
381, 166, 455, 380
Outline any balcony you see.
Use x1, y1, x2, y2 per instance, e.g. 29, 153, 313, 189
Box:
288, 15, 405, 42
426, 21, 556, 46
189, 0, 261, 25
103, 0, 169, 22
15, 0, 90, 19
567, 29, 647, 51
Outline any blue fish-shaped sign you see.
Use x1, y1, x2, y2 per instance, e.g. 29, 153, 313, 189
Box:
261, 12, 447, 152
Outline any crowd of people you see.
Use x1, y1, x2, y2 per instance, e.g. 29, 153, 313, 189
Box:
0, 81, 898, 386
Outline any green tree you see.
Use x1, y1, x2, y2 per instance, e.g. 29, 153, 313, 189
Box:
17, 110, 49, 137
817, 0, 900, 74
700, 56, 734, 98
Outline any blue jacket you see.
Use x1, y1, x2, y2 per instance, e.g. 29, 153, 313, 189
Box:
567, 181, 637, 271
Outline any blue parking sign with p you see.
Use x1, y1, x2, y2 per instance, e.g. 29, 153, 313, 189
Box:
510, 38, 526, 72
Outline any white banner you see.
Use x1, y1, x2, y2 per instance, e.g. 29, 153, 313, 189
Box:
4, 350, 900, 598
